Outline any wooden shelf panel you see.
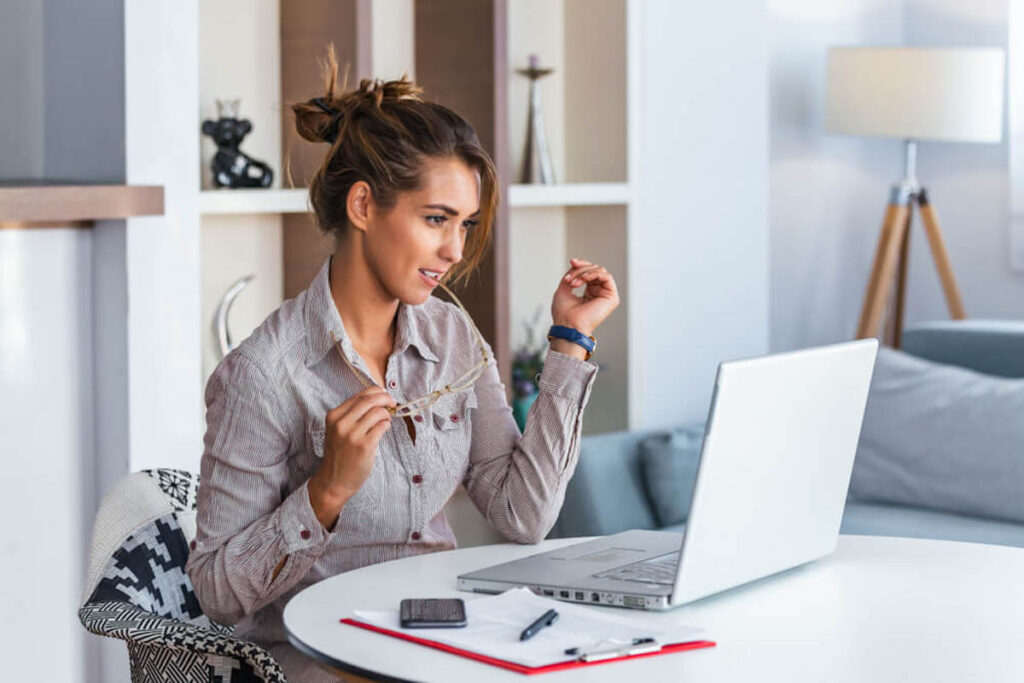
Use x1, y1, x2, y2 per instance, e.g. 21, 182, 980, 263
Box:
0, 184, 164, 223
508, 182, 630, 208
199, 188, 309, 215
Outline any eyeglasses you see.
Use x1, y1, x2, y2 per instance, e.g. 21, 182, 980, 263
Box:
330, 280, 492, 418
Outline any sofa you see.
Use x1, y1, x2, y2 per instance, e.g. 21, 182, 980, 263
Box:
550, 320, 1024, 548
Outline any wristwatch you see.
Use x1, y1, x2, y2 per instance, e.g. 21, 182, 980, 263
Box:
547, 325, 596, 361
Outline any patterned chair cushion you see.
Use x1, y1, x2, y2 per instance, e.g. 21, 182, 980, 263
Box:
89, 512, 209, 625
80, 601, 282, 682
80, 469, 286, 682
146, 468, 200, 513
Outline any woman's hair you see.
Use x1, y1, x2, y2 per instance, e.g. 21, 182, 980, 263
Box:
290, 46, 498, 288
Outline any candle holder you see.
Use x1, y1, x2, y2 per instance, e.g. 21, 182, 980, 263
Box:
517, 54, 556, 185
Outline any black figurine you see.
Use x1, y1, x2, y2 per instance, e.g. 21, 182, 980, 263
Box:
201, 99, 274, 188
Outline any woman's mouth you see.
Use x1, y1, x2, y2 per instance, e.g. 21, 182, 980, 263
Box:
418, 268, 442, 287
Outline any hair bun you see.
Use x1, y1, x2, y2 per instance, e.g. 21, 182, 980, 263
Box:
292, 45, 424, 145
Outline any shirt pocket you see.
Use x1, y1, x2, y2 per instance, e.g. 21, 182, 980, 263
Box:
427, 390, 478, 480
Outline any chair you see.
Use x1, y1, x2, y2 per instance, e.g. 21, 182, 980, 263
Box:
78, 468, 287, 682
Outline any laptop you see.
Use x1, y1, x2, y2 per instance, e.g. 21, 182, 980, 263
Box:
457, 339, 879, 610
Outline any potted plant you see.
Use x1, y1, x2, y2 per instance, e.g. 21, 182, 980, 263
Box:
511, 308, 547, 431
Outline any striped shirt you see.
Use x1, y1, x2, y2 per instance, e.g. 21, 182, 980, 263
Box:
185, 255, 598, 678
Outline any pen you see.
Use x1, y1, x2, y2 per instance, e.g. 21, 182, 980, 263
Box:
519, 608, 559, 641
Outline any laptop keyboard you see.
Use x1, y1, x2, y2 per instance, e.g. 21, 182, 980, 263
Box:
594, 552, 679, 585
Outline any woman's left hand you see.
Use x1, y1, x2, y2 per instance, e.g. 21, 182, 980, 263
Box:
551, 257, 621, 336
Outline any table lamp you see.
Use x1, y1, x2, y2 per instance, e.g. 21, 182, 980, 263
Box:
825, 46, 1005, 346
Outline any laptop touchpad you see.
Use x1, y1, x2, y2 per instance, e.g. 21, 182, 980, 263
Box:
555, 547, 647, 563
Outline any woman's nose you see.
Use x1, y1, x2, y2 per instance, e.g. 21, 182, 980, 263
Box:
439, 230, 463, 264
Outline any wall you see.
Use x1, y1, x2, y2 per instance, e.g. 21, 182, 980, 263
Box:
769, 0, 1024, 354
43, 0, 125, 182
0, 229, 97, 682
635, 0, 770, 428
901, 0, 1024, 323
0, 0, 44, 179
0, 1, 128, 681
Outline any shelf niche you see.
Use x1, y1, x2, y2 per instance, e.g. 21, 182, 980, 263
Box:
279, 0, 358, 300
506, 0, 632, 434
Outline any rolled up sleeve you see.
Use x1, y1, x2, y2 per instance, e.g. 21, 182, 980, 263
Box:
463, 347, 598, 544
184, 352, 333, 626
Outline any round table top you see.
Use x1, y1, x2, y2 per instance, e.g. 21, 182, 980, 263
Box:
284, 535, 1024, 682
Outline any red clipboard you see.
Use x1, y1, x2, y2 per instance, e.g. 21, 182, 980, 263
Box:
340, 617, 716, 675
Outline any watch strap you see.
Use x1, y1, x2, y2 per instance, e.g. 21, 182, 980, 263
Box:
547, 325, 596, 360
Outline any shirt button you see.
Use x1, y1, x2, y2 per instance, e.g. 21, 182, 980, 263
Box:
389, 380, 397, 388
189, 540, 196, 551
411, 532, 421, 541
412, 474, 423, 484
300, 529, 311, 540
414, 414, 424, 422
450, 414, 460, 422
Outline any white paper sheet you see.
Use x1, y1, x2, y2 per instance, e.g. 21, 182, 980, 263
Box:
351, 588, 705, 669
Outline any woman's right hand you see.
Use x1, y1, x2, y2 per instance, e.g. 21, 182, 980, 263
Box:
309, 386, 396, 510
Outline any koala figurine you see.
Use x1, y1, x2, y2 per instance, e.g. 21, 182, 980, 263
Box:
201, 99, 274, 188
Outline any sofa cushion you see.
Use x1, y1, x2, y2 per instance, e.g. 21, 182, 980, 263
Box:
841, 501, 1024, 548
549, 429, 666, 538
903, 320, 1024, 378
639, 427, 704, 527
849, 348, 1024, 524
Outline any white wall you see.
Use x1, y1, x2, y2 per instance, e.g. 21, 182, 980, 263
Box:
769, 0, 1024, 354
901, 0, 1024, 322
769, 0, 905, 351
1011, 0, 1024, 270
0, 230, 96, 682
121, 0, 202, 473
635, 0, 770, 428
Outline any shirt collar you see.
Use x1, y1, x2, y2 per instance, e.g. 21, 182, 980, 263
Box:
304, 255, 440, 368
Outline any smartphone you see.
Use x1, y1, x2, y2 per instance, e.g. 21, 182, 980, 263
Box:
399, 598, 468, 628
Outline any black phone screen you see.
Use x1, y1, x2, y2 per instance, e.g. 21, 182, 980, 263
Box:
399, 598, 468, 628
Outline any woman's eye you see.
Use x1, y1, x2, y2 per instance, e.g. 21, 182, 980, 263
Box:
426, 215, 446, 226
462, 220, 479, 231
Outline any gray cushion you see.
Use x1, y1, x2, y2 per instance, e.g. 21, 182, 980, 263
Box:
841, 501, 1024, 548
639, 427, 704, 527
849, 348, 1024, 524
903, 320, 1024, 378
550, 429, 665, 538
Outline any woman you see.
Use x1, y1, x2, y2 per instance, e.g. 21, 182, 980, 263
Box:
185, 52, 619, 682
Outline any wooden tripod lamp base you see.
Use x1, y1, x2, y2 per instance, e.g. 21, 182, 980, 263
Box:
855, 185, 966, 347
826, 48, 1005, 346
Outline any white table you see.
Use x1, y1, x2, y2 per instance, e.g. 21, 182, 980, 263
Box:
284, 535, 1024, 682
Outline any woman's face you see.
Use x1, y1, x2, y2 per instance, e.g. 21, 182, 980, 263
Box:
363, 156, 481, 305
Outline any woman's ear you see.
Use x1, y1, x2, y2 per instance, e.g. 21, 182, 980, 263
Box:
346, 181, 374, 233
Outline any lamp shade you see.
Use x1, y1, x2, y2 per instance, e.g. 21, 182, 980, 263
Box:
826, 47, 1005, 143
